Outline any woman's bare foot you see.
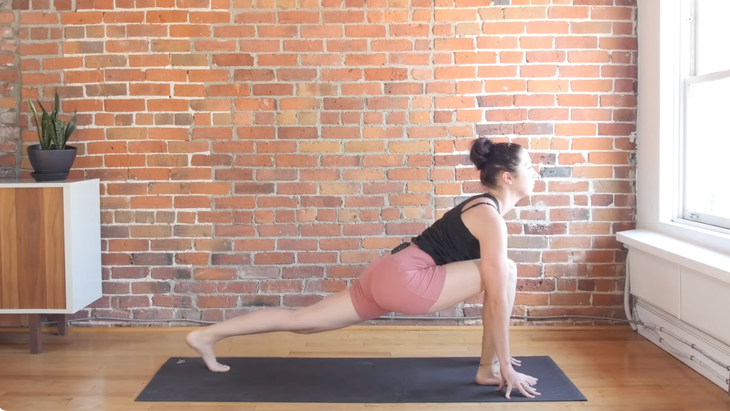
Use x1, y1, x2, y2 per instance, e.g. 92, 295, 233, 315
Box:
185, 330, 231, 372
475, 365, 502, 386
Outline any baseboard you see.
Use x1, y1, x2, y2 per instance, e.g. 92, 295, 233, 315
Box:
634, 299, 730, 393
0, 324, 632, 333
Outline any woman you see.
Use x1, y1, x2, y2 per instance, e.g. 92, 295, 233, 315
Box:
187, 137, 541, 400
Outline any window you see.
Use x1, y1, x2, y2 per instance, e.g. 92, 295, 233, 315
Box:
681, 0, 730, 231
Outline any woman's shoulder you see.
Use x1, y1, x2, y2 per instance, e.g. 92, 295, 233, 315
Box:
457, 193, 499, 214
458, 195, 504, 238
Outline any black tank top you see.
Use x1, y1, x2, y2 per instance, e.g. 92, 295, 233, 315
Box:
410, 193, 500, 266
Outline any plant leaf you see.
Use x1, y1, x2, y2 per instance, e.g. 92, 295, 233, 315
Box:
53, 119, 65, 149
37, 99, 47, 115
53, 89, 59, 117
27, 100, 42, 146
41, 112, 53, 150
64, 112, 77, 146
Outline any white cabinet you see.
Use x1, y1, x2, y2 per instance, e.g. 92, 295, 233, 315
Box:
0, 178, 102, 353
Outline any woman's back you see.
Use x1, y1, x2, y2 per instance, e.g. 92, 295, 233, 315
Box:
411, 193, 501, 265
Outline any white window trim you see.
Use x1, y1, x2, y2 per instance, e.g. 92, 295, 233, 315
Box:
680, 0, 730, 231
633, 0, 730, 256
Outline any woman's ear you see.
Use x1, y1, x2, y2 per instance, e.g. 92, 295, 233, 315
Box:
500, 171, 513, 185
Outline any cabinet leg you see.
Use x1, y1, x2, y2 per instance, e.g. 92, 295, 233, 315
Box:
55, 314, 68, 336
29, 314, 42, 354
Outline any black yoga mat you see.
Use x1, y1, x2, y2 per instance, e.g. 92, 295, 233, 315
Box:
136, 356, 586, 403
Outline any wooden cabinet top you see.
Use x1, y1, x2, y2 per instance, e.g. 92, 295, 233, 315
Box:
0, 179, 100, 188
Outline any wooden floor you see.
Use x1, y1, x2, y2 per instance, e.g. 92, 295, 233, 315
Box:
0, 325, 728, 411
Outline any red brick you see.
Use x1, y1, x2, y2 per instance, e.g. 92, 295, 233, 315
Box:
0, 3, 640, 323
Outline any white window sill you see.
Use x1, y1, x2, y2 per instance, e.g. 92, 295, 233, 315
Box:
616, 229, 730, 286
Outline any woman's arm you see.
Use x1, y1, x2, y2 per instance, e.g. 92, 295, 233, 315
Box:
463, 204, 540, 399
466, 207, 513, 370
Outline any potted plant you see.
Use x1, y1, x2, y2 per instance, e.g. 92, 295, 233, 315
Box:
27, 90, 77, 181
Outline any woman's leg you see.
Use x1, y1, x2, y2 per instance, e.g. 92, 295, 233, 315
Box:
426, 258, 518, 385
426, 259, 484, 313
187, 289, 364, 372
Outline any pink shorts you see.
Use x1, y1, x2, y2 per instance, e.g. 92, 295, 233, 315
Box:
348, 244, 447, 320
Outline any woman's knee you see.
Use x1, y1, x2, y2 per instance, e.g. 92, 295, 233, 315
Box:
480, 260, 516, 292
507, 259, 516, 275
266, 309, 315, 334
507, 259, 517, 283
287, 310, 319, 334
287, 292, 362, 334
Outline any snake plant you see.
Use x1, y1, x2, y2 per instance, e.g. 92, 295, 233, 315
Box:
27, 90, 77, 150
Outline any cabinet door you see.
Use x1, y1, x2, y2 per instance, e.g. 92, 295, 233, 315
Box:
0, 187, 66, 309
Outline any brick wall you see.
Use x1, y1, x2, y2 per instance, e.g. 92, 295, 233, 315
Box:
0, 0, 19, 179
0, 0, 18, 325
12, 0, 636, 326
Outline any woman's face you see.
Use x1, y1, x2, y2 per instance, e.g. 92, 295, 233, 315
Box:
513, 149, 540, 197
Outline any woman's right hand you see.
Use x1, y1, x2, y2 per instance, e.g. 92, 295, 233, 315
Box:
498, 366, 540, 400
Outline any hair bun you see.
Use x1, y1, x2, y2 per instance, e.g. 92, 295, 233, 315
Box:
470, 137, 494, 171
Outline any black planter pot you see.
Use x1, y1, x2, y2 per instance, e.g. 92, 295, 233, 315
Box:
27, 144, 77, 181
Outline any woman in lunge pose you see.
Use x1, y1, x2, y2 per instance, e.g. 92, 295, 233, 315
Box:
187, 137, 541, 399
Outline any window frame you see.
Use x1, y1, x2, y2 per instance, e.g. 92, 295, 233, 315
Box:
634, 0, 730, 256
676, 0, 730, 232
